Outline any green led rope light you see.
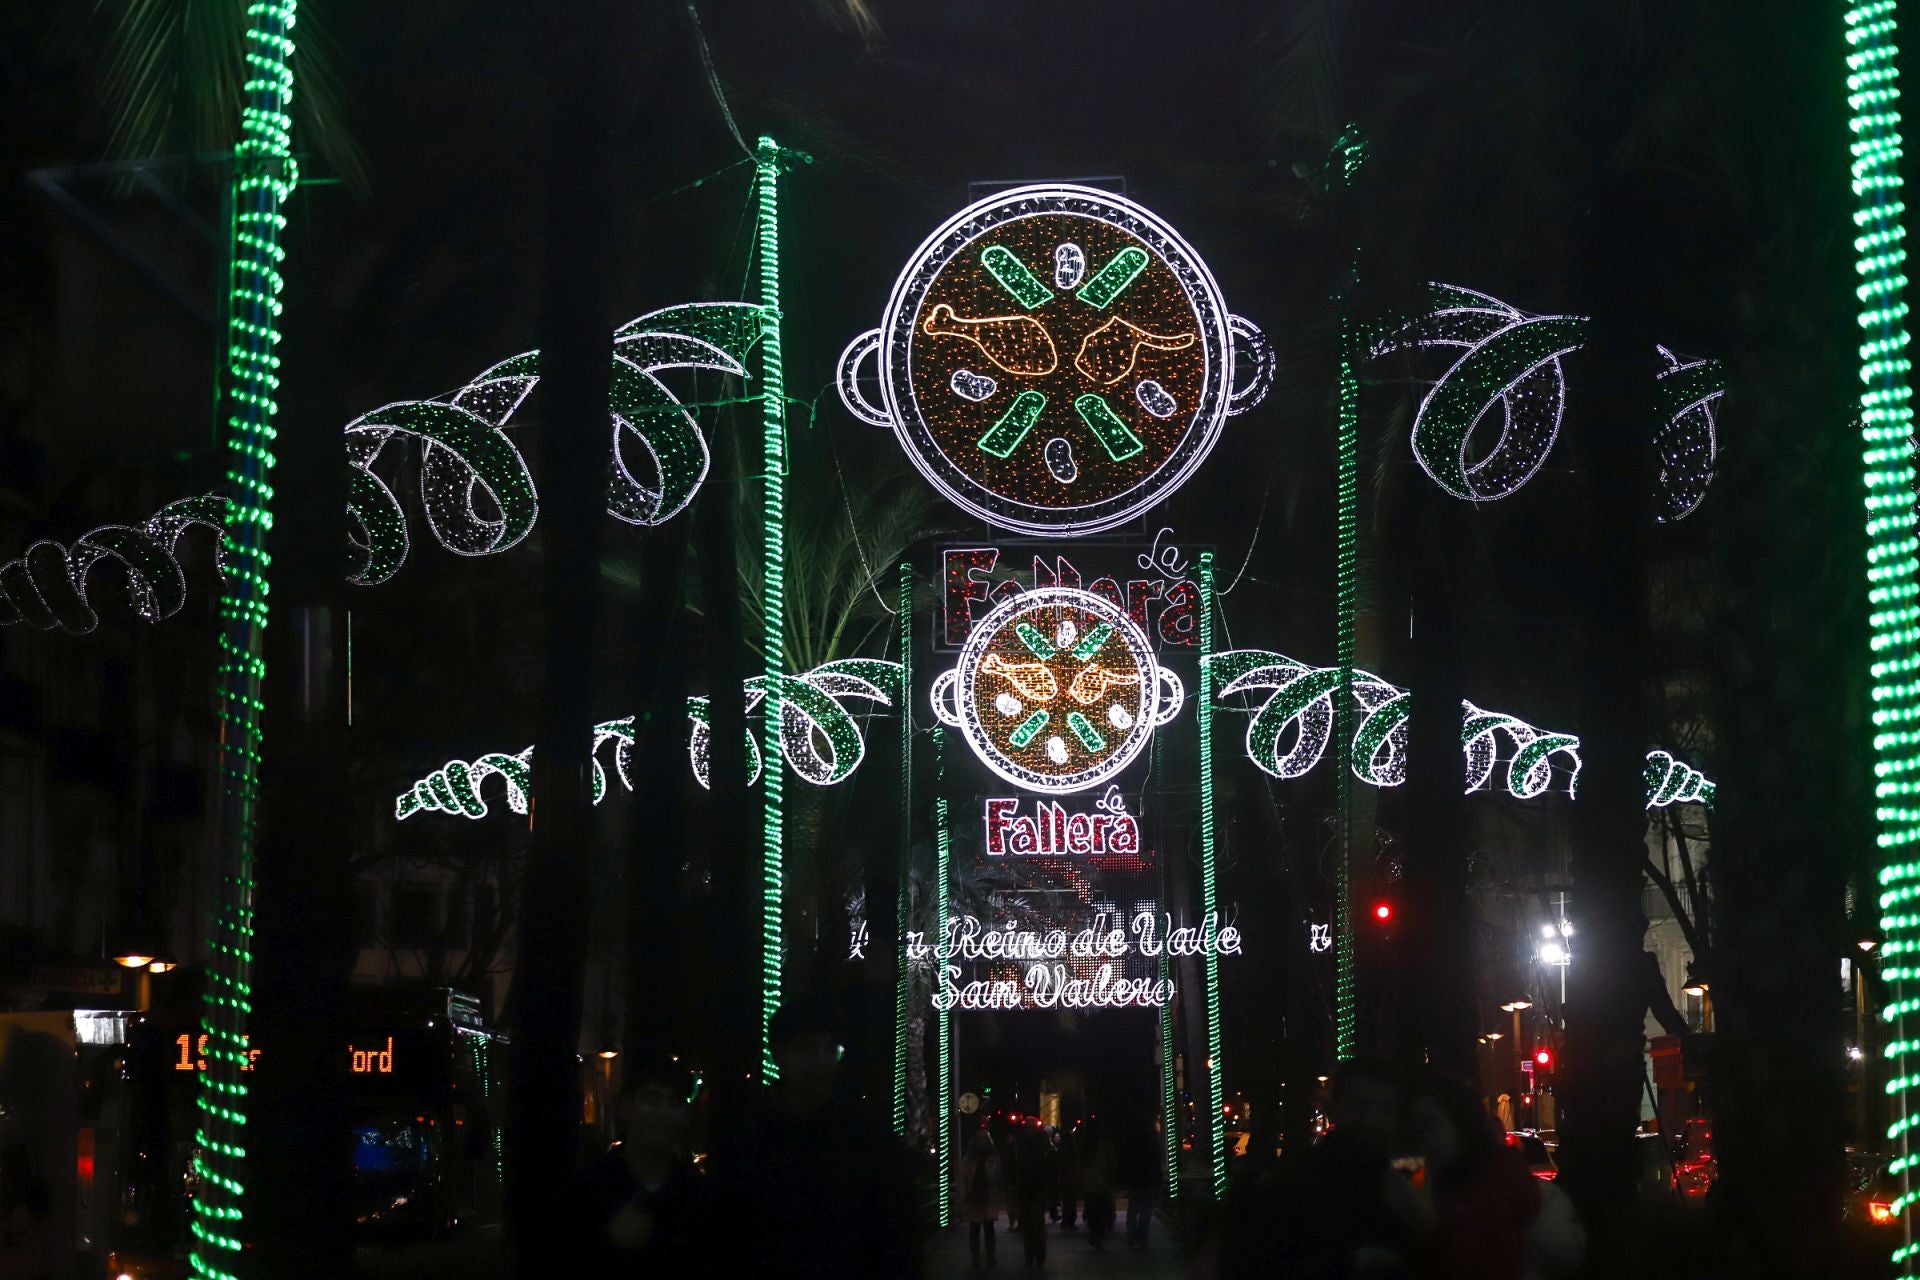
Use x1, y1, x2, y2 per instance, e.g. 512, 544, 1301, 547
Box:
192, 2, 299, 1275
755, 137, 789, 1083
1197, 552, 1227, 1199
1334, 124, 1366, 1063
1161, 941, 1178, 1197
1159, 714, 1179, 1197
895, 563, 912, 1138
933, 725, 954, 1228
1850, 0, 1920, 1263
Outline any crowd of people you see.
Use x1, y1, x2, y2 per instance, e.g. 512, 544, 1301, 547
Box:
1218, 1058, 1586, 1280
576, 1000, 1583, 1279
955, 1111, 1164, 1268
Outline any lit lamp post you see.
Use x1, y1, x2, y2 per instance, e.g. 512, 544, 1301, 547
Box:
1681, 964, 1713, 1033
1497, 999, 1532, 1126
1537, 922, 1572, 1007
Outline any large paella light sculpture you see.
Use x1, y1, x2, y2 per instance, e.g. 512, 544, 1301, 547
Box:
838, 185, 1272, 536
931, 586, 1184, 793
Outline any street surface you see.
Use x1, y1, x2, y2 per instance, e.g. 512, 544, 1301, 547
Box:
929, 1203, 1191, 1279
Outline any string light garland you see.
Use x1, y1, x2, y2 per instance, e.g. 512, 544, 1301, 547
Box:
1846, 0, 1920, 1260
753, 137, 795, 1083
1333, 121, 1367, 1063
346, 302, 765, 586
895, 562, 912, 1139
1196, 553, 1227, 1199
933, 725, 954, 1228
930, 586, 1184, 794
1652, 345, 1724, 523
1374, 285, 1727, 513
1205, 649, 1714, 808
0, 493, 228, 632
392, 658, 901, 820
5, 304, 765, 631
837, 184, 1271, 536
192, 0, 301, 1272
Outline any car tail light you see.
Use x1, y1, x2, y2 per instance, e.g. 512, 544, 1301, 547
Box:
1871, 1200, 1897, 1226
1530, 1168, 1558, 1181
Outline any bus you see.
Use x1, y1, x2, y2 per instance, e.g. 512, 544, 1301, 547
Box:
107, 987, 506, 1278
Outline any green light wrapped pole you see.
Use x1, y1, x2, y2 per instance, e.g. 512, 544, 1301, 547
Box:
190, 2, 300, 1276
1161, 940, 1179, 1197
1850, 2, 1920, 1266
1333, 125, 1367, 1063
934, 725, 954, 1227
895, 562, 912, 1137
1197, 551, 1227, 1199
755, 136, 787, 1082
1155, 728, 1179, 1196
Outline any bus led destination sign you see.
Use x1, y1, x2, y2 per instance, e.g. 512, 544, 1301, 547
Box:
173, 1032, 398, 1074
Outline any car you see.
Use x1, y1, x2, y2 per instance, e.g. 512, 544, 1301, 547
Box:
1844, 1151, 1899, 1228
1633, 1132, 1678, 1203
1506, 1131, 1559, 1181
1673, 1117, 1717, 1203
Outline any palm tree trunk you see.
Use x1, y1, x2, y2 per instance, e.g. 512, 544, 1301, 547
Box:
507, 2, 616, 1269
247, 309, 354, 1277
1557, 255, 1655, 1227
1403, 514, 1474, 1082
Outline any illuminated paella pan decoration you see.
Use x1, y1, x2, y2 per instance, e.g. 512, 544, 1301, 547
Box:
932, 586, 1185, 793
838, 185, 1273, 536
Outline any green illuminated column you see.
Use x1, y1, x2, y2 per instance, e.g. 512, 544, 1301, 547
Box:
1197, 552, 1227, 1199
755, 136, 787, 1081
1333, 125, 1367, 1063
191, 2, 301, 1277
1161, 946, 1179, 1197
1850, 3, 1920, 1268
895, 562, 913, 1137
934, 725, 954, 1227
1156, 729, 1179, 1197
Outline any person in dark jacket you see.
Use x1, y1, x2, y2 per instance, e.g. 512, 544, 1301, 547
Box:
1012, 1123, 1057, 1269
713, 997, 924, 1280
1219, 1056, 1428, 1280
1120, 1117, 1162, 1250
576, 1067, 709, 1272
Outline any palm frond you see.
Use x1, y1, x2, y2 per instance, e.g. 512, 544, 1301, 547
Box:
90, 0, 365, 189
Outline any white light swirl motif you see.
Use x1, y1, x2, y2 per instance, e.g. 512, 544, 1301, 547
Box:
1205, 649, 1713, 808
1371, 283, 1585, 503
394, 658, 900, 820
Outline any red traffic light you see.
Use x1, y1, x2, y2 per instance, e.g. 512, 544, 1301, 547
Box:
1534, 1048, 1553, 1069
1372, 901, 1395, 923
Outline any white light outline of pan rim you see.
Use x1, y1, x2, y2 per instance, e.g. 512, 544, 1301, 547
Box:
879, 183, 1234, 536
951, 585, 1171, 793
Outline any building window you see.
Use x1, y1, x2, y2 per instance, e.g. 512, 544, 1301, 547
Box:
352, 882, 379, 947
444, 885, 470, 950
391, 883, 438, 950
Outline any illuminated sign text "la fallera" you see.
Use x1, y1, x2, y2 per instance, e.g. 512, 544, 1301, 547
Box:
984, 796, 1140, 855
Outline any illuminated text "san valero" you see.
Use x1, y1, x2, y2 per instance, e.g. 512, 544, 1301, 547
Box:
921, 911, 1242, 1011
984, 797, 1140, 856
